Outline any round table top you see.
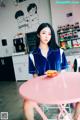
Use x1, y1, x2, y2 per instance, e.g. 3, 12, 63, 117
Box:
19, 72, 80, 104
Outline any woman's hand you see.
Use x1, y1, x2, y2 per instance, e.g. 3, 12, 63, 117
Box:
33, 74, 38, 78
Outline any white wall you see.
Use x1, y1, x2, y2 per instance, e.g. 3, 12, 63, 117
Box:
50, 0, 80, 32
1, 0, 80, 57
0, 0, 52, 57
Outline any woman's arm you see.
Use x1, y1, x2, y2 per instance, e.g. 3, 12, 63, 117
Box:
60, 48, 68, 70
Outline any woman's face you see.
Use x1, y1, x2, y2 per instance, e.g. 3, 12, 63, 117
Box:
38, 26, 51, 45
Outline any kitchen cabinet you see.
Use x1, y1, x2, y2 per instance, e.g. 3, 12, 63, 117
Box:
12, 54, 32, 81
0, 56, 15, 81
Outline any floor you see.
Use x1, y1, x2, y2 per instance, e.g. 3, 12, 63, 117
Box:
0, 81, 73, 120
0, 81, 25, 120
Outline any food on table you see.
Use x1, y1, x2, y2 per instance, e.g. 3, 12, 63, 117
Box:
45, 70, 58, 77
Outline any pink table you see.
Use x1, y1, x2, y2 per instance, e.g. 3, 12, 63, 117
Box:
19, 72, 80, 120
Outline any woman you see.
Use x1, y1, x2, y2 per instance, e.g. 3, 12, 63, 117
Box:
24, 23, 68, 120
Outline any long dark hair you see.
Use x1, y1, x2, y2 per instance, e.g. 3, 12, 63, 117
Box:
36, 23, 59, 50
27, 3, 37, 13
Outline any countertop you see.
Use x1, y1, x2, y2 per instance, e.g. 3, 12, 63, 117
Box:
64, 47, 80, 56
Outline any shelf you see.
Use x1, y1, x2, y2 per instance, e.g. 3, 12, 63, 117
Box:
70, 37, 80, 40
64, 47, 80, 56
59, 37, 80, 42
57, 28, 80, 34
57, 24, 80, 50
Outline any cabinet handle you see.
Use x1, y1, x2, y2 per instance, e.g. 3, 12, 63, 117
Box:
1, 59, 5, 65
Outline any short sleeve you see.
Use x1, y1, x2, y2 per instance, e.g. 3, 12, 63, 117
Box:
60, 49, 68, 70
29, 54, 36, 74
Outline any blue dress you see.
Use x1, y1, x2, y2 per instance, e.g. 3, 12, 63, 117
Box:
29, 47, 68, 76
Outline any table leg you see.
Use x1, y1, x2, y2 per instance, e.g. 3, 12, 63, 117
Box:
31, 101, 48, 120
58, 104, 72, 120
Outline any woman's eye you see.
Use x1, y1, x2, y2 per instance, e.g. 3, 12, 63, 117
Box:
42, 32, 46, 34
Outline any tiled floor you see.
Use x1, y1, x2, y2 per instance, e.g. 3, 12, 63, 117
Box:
0, 81, 73, 120
0, 81, 25, 120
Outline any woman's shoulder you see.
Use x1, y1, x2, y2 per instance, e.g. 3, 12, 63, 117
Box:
49, 47, 63, 52
29, 48, 39, 56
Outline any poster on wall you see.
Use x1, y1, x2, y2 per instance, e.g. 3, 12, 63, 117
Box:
15, 10, 25, 28
15, 0, 40, 33
25, 0, 40, 32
